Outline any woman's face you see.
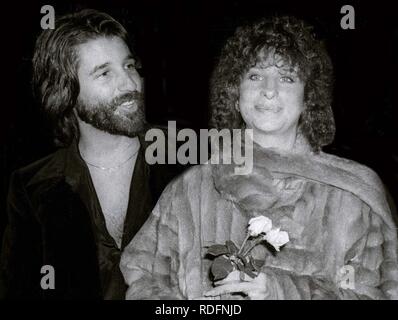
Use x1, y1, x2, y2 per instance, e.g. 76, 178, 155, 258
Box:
238, 53, 305, 141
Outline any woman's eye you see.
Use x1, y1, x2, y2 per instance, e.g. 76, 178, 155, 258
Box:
280, 76, 294, 83
97, 70, 110, 78
249, 74, 263, 81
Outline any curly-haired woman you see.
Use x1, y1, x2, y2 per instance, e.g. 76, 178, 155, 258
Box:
121, 16, 398, 300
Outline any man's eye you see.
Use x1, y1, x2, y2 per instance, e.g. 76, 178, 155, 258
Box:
280, 76, 294, 83
126, 61, 142, 71
249, 74, 263, 81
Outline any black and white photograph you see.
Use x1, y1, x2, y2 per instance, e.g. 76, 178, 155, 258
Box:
1, 0, 397, 305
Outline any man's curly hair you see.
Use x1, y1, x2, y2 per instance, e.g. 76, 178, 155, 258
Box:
33, 9, 137, 147
209, 16, 335, 152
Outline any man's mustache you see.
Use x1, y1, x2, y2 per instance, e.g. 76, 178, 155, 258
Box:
111, 91, 143, 107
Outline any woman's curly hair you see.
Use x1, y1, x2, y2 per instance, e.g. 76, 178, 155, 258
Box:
209, 16, 335, 152
32, 9, 136, 147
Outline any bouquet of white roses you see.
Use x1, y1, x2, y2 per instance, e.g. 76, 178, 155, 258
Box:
205, 216, 289, 282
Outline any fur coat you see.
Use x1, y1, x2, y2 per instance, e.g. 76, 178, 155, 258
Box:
120, 142, 398, 300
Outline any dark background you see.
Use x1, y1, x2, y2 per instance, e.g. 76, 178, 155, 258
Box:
1, 0, 398, 239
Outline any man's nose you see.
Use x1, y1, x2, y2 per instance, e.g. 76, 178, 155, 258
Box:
117, 70, 140, 92
261, 78, 277, 99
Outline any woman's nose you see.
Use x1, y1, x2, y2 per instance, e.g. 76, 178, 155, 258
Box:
261, 78, 277, 99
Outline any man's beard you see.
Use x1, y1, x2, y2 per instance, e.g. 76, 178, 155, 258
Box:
75, 91, 147, 137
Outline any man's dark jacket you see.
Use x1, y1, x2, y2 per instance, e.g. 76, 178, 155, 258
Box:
0, 137, 184, 300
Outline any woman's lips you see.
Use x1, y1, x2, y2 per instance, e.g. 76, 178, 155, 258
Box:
255, 105, 282, 113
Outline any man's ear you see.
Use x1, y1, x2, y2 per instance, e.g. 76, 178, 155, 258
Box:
72, 108, 82, 124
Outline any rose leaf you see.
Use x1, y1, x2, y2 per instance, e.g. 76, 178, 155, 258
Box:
206, 244, 229, 257
211, 256, 234, 281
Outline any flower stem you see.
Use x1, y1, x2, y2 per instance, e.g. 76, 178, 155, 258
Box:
242, 237, 263, 257
238, 232, 250, 255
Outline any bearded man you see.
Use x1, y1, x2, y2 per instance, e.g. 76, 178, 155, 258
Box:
0, 9, 182, 300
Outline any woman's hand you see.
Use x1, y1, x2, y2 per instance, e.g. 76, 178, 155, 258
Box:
204, 270, 269, 300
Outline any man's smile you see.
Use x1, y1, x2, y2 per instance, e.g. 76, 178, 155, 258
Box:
116, 100, 138, 112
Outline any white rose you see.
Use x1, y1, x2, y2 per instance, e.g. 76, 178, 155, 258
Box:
248, 216, 272, 237
263, 228, 289, 251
